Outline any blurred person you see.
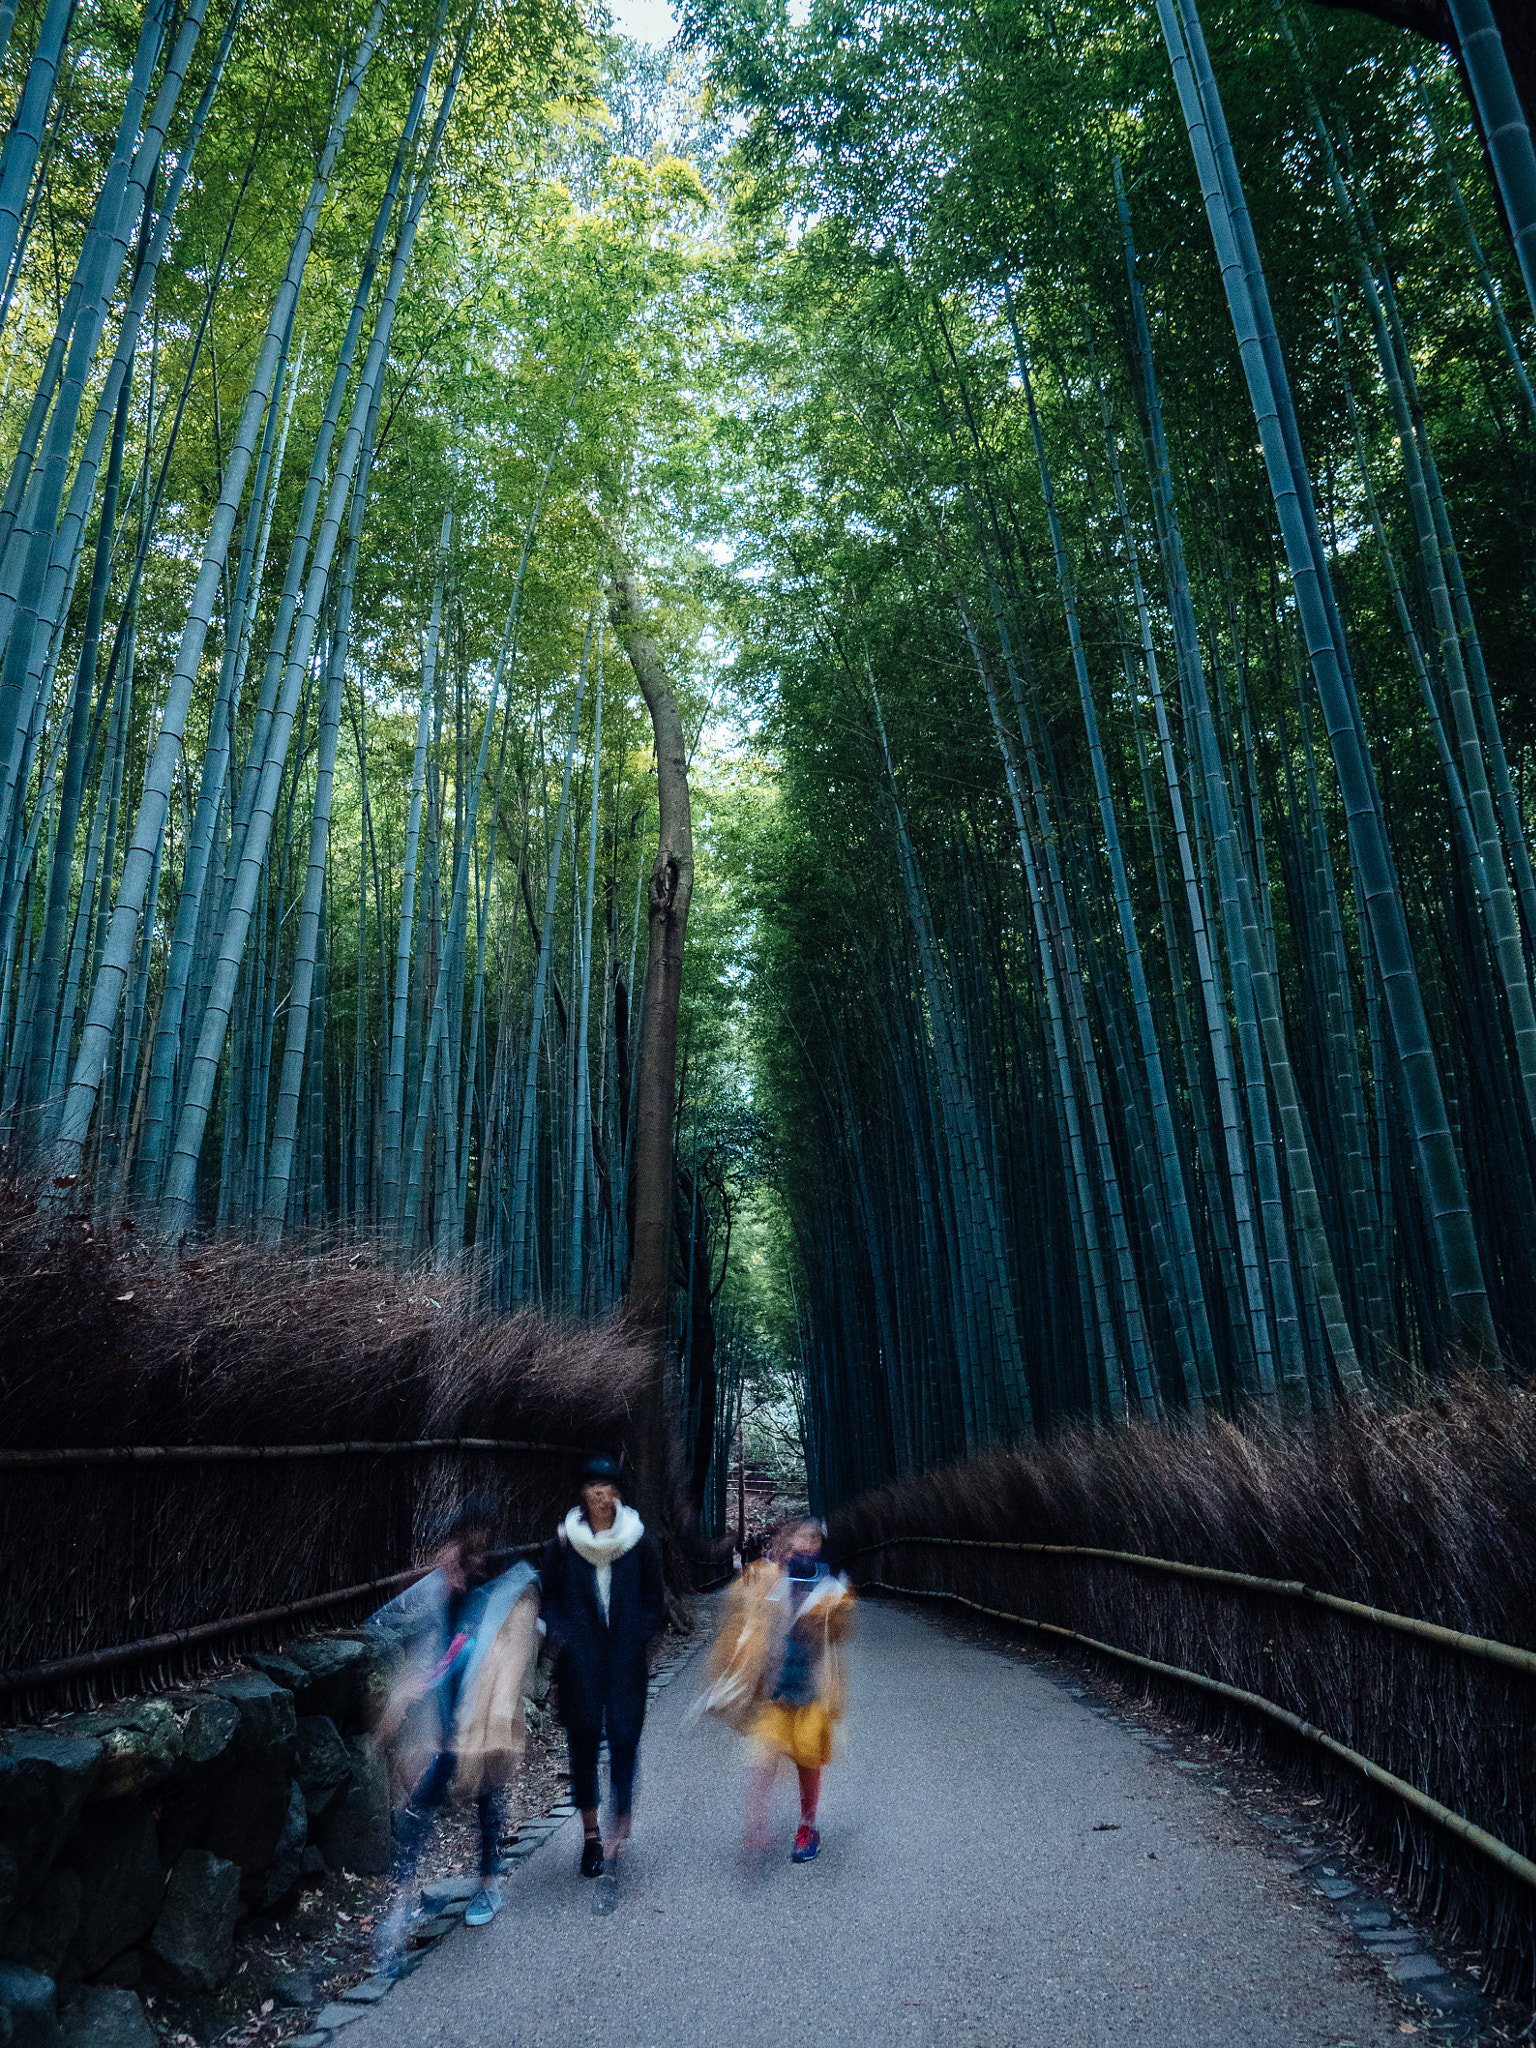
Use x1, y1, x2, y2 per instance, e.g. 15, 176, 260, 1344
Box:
367, 1495, 540, 1968
700, 1518, 856, 1863
539, 1456, 666, 1899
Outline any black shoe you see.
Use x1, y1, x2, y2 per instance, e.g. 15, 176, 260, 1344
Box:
580, 1835, 604, 1878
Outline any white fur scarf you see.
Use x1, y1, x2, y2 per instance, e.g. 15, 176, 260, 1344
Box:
562, 1503, 644, 1620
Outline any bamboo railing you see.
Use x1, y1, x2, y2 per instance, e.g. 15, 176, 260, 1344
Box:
2, 1438, 587, 1715
848, 1534, 1536, 1676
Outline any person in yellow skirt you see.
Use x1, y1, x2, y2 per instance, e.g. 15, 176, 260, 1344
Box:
701, 1519, 856, 1862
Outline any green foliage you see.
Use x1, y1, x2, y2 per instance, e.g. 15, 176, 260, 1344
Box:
5, 0, 1536, 1519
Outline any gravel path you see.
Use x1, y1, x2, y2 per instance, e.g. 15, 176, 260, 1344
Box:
343, 1598, 1401, 2047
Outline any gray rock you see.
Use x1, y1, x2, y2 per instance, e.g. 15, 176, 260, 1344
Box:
288, 2035, 329, 2046
294, 1720, 353, 1828
57, 1710, 180, 1807
412, 1917, 455, 1941
86, 1955, 136, 1993
316, 1741, 389, 1876
0, 1740, 103, 1891
171, 1696, 240, 1773
0, 1961, 60, 2048
247, 1653, 309, 1698
339, 1978, 392, 2003
347, 1624, 408, 1689
279, 1643, 370, 1728
63, 1803, 163, 1976
147, 1851, 238, 1997
1346, 1909, 1393, 1929
270, 1969, 320, 2008
1316, 1878, 1357, 1899
149, 1698, 242, 1874
205, 1676, 295, 1772
250, 1784, 306, 1917
151, 1778, 219, 1877
419, 1880, 477, 1909
311, 2002, 366, 2031
57, 1986, 153, 2047
1420, 1976, 1484, 2014
200, 1770, 291, 1895
1390, 1953, 1447, 1983
1, 1868, 81, 1981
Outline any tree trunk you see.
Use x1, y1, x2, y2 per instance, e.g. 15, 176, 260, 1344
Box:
607, 538, 693, 1530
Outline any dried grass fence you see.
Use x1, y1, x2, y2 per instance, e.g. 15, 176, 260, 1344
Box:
830, 1378, 1536, 2001
0, 1195, 650, 1716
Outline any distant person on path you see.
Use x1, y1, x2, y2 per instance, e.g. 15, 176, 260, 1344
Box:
368, 1495, 540, 1966
539, 1456, 666, 1894
701, 1518, 856, 1862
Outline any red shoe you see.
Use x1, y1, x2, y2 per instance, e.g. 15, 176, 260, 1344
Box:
791, 1825, 820, 1862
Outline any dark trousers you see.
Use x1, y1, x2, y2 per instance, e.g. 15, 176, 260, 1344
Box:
393, 1751, 504, 1882
567, 1724, 639, 1819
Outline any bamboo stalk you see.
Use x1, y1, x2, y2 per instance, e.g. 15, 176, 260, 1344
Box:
50, 0, 388, 1190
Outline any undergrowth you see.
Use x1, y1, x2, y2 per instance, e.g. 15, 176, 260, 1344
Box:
0, 1186, 648, 1698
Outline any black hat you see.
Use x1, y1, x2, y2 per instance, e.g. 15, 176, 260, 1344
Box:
579, 1456, 623, 1488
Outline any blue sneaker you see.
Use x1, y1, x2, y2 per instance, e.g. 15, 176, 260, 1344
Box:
464, 1883, 501, 1927
791, 1825, 820, 1862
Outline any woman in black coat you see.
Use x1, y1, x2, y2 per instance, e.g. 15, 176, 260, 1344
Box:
539, 1457, 666, 1881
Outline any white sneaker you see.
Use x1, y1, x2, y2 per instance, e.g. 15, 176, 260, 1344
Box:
464, 1883, 502, 1926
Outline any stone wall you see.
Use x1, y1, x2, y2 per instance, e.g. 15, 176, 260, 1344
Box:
0, 1627, 401, 2048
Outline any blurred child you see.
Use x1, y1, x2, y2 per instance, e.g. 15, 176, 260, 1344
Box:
701, 1519, 856, 1862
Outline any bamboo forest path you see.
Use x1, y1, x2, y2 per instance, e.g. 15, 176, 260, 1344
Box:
340, 1599, 1410, 2048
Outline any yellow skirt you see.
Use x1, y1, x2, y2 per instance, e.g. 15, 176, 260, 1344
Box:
752, 1699, 835, 1769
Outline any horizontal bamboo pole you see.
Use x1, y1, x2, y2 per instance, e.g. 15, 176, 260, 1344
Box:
851, 1534, 1536, 1677
0, 1437, 593, 1469
861, 1579, 1536, 1896
0, 1544, 543, 1698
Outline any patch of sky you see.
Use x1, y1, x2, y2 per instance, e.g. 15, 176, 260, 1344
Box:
605, 0, 679, 44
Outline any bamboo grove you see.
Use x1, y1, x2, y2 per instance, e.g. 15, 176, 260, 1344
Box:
0, 0, 754, 1375
4, 0, 1536, 1527
698, 0, 1536, 1504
